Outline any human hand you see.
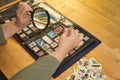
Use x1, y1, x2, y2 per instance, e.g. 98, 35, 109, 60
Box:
15, 2, 32, 29
51, 28, 84, 62
57, 28, 84, 54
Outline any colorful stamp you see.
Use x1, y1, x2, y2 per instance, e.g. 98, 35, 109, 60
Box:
54, 27, 62, 34
42, 44, 50, 50
37, 51, 45, 57
19, 33, 26, 38
54, 36, 61, 43
42, 35, 53, 44
48, 31, 57, 38
84, 36, 90, 41
23, 27, 29, 31
36, 39, 45, 46
29, 41, 37, 48
26, 30, 32, 35
32, 46, 40, 52
50, 42, 58, 48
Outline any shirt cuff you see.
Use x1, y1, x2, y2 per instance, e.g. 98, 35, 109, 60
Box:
38, 55, 60, 66
0, 25, 7, 45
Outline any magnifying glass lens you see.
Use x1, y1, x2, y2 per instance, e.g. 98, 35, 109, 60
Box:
32, 8, 50, 29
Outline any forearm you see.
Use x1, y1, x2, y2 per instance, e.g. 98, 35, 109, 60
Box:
1, 2, 32, 40
2, 21, 22, 40
10, 55, 59, 80
51, 48, 67, 63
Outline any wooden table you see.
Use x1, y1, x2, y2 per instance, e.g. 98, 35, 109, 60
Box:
0, 0, 20, 10
0, 0, 120, 80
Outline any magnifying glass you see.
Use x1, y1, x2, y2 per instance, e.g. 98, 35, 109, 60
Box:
31, 7, 50, 30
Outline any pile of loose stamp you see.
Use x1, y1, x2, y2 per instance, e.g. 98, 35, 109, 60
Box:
66, 58, 106, 80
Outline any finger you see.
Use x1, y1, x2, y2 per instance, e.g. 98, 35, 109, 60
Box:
68, 28, 75, 36
25, 14, 31, 22
79, 33, 84, 41
78, 41, 84, 46
27, 11, 31, 16
21, 2, 33, 11
62, 28, 69, 37
77, 33, 84, 47
75, 29, 79, 37
19, 6, 30, 18
17, 2, 25, 12
17, 2, 23, 9
16, 5, 25, 16
17, 2, 32, 17
21, 8, 27, 18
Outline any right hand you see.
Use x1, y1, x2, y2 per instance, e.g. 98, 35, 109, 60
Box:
57, 28, 84, 54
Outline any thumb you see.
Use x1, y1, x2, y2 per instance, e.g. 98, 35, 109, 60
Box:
62, 28, 68, 37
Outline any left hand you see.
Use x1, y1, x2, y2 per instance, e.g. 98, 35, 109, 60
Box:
15, 2, 33, 28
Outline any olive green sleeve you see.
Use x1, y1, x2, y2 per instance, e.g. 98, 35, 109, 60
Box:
0, 25, 7, 45
10, 55, 60, 80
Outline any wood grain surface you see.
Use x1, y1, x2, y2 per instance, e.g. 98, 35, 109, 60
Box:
0, 0, 120, 80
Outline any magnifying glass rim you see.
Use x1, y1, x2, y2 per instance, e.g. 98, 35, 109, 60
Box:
31, 7, 50, 30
